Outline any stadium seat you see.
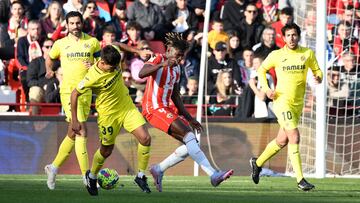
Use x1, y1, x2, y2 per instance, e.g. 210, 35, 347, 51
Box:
148, 40, 166, 54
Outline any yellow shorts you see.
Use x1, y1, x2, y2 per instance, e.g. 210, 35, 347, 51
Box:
61, 93, 92, 122
273, 102, 302, 130
97, 107, 146, 146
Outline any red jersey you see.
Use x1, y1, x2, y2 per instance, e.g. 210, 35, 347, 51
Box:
142, 54, 181, 114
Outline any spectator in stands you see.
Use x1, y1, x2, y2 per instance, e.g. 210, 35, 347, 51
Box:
182, 30, 202, 81
236, 3, 264, 50
17, 20, 44, 102
327, 66, 349, 108
182, 76, 198, 104
339, 52, 359, 84
45, 67, 62, 103
164, 0, 198, 34
227, 30, 242, 62
151, 0, 175, 10
128, 40, 151, 103
189, 0, 206, 21
0, 22, 13, 49
342, 5, 360, 39
333, 21, 359, 60
8, 1, 28, 43
238, 49, 254, 86
95, 0, 117, 23
208, 70, 241, 116
63, 0, 83, 14
299, 11, 316, 51
125, 21, 143, 47
111, 0, 128, 42
127, 0, 166, 40
27, 38, 59, 115
207, 18, 229, 50
124, 21, 143, 63
100, 26, 116, 48
222, 0, 247, 32
82, 0, 106, 40
253, 26, 279, 59
249, 55, 275, 118
122, 69, 137, 102
257, 0, 279, 25
271, 7, 293, 48
207, 41, 243, 94
40, 1, 65, 39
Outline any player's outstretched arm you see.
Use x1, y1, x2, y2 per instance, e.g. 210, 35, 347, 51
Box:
171, 83, 203, 133
45, 57, 56, 79
70, 89, 82, 134
112, 42, 152, 58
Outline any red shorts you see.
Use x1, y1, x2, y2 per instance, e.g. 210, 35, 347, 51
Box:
143, 107, 189, 133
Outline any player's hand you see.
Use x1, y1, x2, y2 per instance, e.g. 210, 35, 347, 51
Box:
45, 70, 55, 79
266, 89, 276, 100
189, 118, 203, 133
139, 49, 153, 60
83, 60, 93, 69
72, 120, 81, 135
314, 76, 322, 85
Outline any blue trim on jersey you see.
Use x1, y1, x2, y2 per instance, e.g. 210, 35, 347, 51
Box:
94, 51, 101, 58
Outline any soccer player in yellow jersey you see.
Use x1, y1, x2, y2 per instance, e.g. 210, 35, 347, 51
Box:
71, 45, 152, 196
44, 11, 101, 190
250, 23, 323, 191
44, 11, 152, 191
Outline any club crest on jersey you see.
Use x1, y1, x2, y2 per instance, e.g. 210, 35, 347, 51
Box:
167, 113, 173, 118
84, 44, 91, 49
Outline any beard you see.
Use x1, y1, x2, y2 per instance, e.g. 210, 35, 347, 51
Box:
69, 28, 81, 37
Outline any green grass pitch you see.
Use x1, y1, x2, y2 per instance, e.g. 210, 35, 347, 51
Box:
0, 175, 359, 203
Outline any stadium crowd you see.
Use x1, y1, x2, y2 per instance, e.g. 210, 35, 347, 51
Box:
0, 0, 358, 118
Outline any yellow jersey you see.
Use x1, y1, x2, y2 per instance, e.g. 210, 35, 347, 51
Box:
258, 45, 323, 106
49, 33, 101, 94
76, 63, 134, 116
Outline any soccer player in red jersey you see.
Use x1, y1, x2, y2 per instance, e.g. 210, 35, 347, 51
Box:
139, 33, 233, 192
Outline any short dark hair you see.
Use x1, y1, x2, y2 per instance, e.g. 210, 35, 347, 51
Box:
126, 21, 142, 30
280, 7, 294, 16
281, 22, 301, 36
65, 11, 83, 24
101, 45, 121, 67
103, 25, 116, 35
11, 1, 23, 8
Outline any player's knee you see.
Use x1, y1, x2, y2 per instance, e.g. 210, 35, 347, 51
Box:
67, 133, 76, 140
139, 134, 151, 146
100, 147, 113, 158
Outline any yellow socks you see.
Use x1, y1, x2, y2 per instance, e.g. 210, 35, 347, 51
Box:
137, 143, 150, 173
75, 136, 89, 176
256, 139, 282, 167
91, 149, 106, 176
288, 144, 303, 183
52, 135, 75, 168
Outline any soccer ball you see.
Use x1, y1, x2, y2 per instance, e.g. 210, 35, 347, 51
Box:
97, 168, 119, 190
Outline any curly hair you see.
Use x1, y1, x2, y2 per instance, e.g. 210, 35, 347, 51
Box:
165, 32, 189, 52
